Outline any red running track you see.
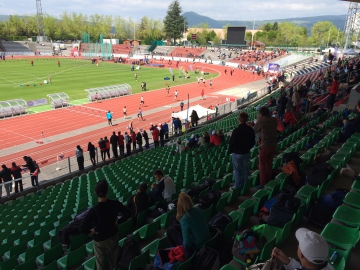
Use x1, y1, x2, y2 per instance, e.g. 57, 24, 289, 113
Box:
0, 62, 262, 167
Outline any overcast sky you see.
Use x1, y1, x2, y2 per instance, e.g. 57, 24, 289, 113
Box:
0, 0, 350, 21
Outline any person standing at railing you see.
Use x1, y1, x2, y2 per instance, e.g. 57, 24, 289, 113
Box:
10, 162, 23, 193
75, 145, 85, 171
98, 138, 106, 162
326, 76, 340, 112
88, 142, 96, 166
110, 132, 118, 158
0, 164, 12, 197
117, 132, 125, 156
22, 156, 39, 188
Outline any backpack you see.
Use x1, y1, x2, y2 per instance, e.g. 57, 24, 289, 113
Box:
186, 184, 208, 198
192, 247, 220, 270
319, 189, 349, 209
308, 203, 334, 228
204, 179, 216, 189
208, 212, 232, 233
258, 198, 277, 223
282, 152, 302, 168
195, 190, 221, 210
307, 163, 334, 186
267, 186, 300, 228
118, 236, 141, 269
57, 208, 91, 247
232, 230, 261, 263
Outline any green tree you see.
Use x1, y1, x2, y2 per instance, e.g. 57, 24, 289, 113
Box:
310, 21, 339, 46
223, 23, 230, 40
272, 22, 279, 31
163, 0, 187, 43
245, 31, 252, 42
262, 23, 272, 32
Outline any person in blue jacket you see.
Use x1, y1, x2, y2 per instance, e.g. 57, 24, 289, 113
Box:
163, 122, 169, 139
166, 192, 210, 257
106, 111, 113, 126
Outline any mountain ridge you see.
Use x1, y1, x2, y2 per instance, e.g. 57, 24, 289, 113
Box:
183, 11, 347, 33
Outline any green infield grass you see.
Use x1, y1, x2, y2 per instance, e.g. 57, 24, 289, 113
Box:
0, 58, 217, 102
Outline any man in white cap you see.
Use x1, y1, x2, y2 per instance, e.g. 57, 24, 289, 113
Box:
272, 228, 333, 270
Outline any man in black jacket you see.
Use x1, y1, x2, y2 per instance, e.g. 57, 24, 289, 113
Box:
22, 156, 38, 187
0, 164, 12, 197
228, 112, 255, 190
110, 131, 118, 158
80, 180, 133, 270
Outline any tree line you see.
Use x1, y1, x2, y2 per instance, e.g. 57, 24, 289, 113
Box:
0, 0, 349, 47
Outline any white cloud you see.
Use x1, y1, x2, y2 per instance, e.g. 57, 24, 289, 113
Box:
0, 0, 350, 21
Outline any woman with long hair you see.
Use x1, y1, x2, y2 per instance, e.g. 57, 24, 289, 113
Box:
166, 192, 210, 257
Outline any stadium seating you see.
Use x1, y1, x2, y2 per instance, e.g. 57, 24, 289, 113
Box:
171, 47, 206, 57
0, 72, 359, 270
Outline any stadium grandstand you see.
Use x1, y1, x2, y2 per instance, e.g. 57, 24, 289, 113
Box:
1, 28, 360, 270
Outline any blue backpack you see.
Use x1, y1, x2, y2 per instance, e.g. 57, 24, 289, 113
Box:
319, 189, 349, 209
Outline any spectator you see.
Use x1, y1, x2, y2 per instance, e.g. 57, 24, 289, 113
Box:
80, 180, 133, 270
176, 140, 185, 153
98, 138, 106, 162
284, 109, 297, 127
87, 142, 96, 166
104, 137, 110, 160
218, 129, 225, 142
124, 132, 132, 156
190, 110, 199, 127
110, 131, 118, 158
136, 129, 143, 152
152, 126, 160, 148
149, 169, 176, 203
277, 92, 288, 121
127, 182, 151, 217
0, 164, 12, 197
292, 89, 301, 112
166, 193, 210, 258
272, 228, 334, 270
210, 131, 221, 146
142, 130, 150, 149
131, 131, 136, 151
327, 76, 340, 111
254, 107, 277, 188
228, 112, 255, 191
11, 162, 23, 193
22, 156, 39, 188
75, 145, 85, 170
117, 132, 125, 156
163, 122, 169, 139
198, 131, 210, 146
159, 125, 165, 147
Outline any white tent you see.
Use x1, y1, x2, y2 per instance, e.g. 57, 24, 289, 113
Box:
171, 104, 216, 121
342, 49, 358, 55
322, 47, 335, 53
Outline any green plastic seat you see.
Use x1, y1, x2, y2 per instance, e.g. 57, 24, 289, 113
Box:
28, 231, 49, 248
82, 256, 96, 270
321, 223, 360, 250
36, 243, 63, 266
13, 232, 34, 246
212, 180, 222, 191
333, 205, 360, 228
57, 244, 87, 270
261, 216, 294, 245
215, 193, 228, 213
42, 260, 60, 270
141, 237, 168, 260
237, 200, 254, 229
135, 219, 160, 240
264, 180, 280, 198
252, 189, 270, 215
227, 186, 241, 205
177, 251, 196, 270
202, 205, 213, 222
223, 215, 238, 241
19, 243, 44, 263
117, 218, 133, 239
43, 236, 60, 251
330, 154, 347, 168
221, 174, 233, 188
4, 241, 27, 260
351, 180, 360, 192
203, 231, 220, 249
125, 249, 149, 270
0, 256, 18, 270
86, 241, 94, 255
157, 209, 176, 229
14, 257, 37, 270
258, 232, 277, 261
240, 178, 252, 196
67, 233, 88, 252
136, 209, 149, 227
343, 192, 360, 209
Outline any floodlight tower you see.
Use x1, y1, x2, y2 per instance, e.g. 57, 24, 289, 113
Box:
36, 0, 46, 42
343, 1, 360, 50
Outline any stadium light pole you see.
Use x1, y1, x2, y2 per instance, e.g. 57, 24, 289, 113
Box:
251, 18, 255, 50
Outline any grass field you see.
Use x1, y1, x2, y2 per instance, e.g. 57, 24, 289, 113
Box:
0, 58, 217, 102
